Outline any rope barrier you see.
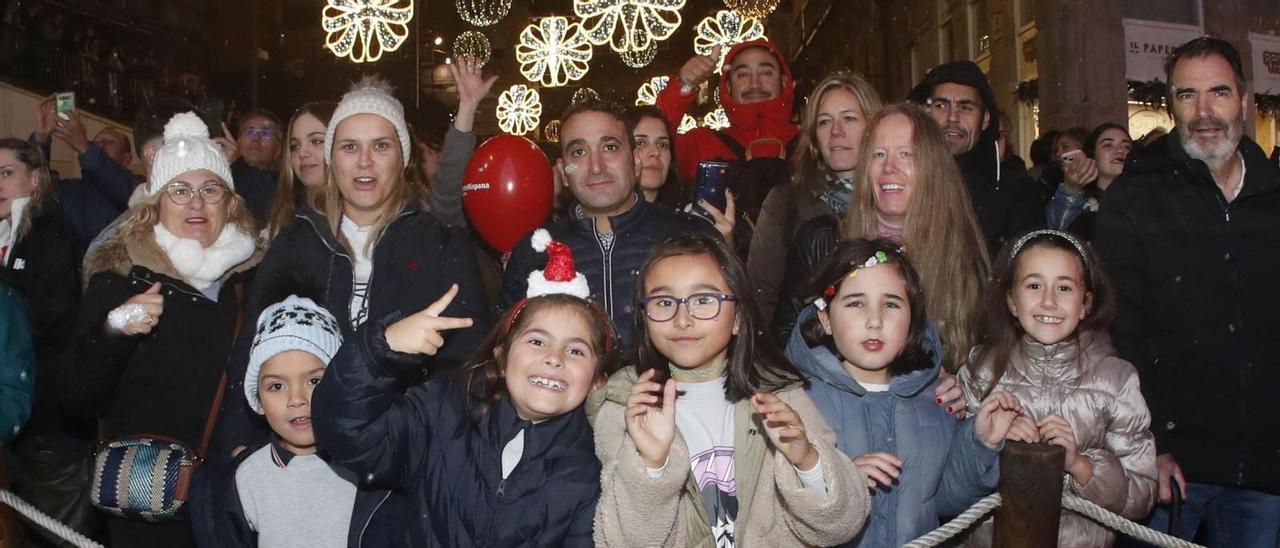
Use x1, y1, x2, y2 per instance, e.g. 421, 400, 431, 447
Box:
900, 493, 1002, 548
0, 489, 104, 548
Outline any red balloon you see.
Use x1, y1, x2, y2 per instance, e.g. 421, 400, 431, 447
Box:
462, 135, 554, 253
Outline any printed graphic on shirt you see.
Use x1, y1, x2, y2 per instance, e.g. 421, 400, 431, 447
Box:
691, 446, 737, 547
349, 281, 370, 328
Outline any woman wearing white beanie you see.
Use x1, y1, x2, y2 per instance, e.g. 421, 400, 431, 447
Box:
61, 112, 264, 547
212, 77, 491, 458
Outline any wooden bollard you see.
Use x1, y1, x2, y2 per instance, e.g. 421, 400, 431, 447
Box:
993, 441, 1065, 548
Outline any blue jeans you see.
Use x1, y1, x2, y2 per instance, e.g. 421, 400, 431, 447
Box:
1144, 483, 1280, 548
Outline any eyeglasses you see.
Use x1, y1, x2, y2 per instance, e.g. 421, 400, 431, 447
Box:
243, 127, 276, 140
164, 183, 228, 205
640, 292, 738, 322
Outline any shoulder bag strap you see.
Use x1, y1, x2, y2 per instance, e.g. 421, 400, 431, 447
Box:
197, 282, 244, 458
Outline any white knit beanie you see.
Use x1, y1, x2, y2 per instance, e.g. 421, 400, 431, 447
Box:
325, 76, 412, 166
244, 295, 343, 413
146, 112, 234, 199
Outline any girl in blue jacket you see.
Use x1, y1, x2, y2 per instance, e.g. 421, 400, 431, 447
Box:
313, 229, 620, 547
784, 238, 1023, 547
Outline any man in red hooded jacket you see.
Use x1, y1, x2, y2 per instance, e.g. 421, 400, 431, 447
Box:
657, 39, 799, 183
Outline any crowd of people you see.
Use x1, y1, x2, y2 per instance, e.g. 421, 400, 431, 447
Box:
0, 32, 1277, 548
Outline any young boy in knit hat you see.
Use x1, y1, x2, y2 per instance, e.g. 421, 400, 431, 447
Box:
191, 294, 368, 548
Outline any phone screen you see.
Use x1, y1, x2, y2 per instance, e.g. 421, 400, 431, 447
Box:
692, 161, 729, 219
55, 92, 75, 114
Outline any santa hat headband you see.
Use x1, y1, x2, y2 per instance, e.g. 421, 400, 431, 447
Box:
507, 229, 610, 353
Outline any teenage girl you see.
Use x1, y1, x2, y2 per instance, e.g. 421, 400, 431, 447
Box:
784, 238, 1023, 547
312, 275, 620, 546
590, 232, 870, 547
959, 229, 1156, 547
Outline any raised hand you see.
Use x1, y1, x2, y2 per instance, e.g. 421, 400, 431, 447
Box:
52, 110, 91, 154
751, 392, 819, 470
213, 121, 240, 163
384, 284, 474, 356
1062, 150, 1098, 192
698, 190, 736, 248
111, 282, 165, 336
35, 98, 56, 143
625, 368, 678, 468
678, 45, 721, 91
852, 452, 902, 490
974, 390, 1022, 449
449, 55, 498, 110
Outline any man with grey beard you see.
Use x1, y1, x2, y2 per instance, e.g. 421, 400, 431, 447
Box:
1095, 37, 1280, 547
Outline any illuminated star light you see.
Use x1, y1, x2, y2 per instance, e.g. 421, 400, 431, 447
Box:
496, 84, 542, 136
702, 108, 729, 130
322, 0, 414, 64
516, 16, 593, 87
574, 0, 685, 54
694, 10, 765, 72
635, 75, 669, 106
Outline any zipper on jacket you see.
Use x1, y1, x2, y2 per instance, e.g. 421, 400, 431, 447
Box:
357, 491, 393, 548
299, 209, 414, 327
590, 221, 615, 318
495, 478, 507, 498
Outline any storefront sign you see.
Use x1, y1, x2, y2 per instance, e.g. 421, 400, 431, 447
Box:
1124, 19, 1203, 83
1251, 33, 1280, 95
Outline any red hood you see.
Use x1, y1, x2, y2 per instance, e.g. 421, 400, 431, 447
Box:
718, 39, 796, 137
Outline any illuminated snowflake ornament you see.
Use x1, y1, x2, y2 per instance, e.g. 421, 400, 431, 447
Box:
322, 0, 414, 64
677, 114, 697, 134
635, 76, 669, 106
574, 0, 685, 54
694, 10, 765, 72
544, 120, 562, 143
496, 84, 542, 135
452, 31, 492, 67
619, 42, 657, 68
702, 108, 730, 130
724, 0, 779, 19
457, 0, 510, 27
572, 87, 599, 105
516, 16, 593, 87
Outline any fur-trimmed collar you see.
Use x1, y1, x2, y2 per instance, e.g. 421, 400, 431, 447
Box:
85, 220, 264, 289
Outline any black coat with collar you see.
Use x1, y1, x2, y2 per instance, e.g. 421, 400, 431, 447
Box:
1094, 133, 1280, 494
500, 194, 719, 357
60, 225, 260, 448
312, 315, 600, 547
212, 203, 493, 461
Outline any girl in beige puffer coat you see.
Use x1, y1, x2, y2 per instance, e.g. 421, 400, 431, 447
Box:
959, 229, 1157, 547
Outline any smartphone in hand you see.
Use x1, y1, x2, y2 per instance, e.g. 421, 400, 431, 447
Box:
691, 160, 729, 220
54, 92, 75, 120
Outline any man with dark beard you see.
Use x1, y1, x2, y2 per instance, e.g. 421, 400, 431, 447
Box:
908, 61, 1042, 253
1095, 37, 1280, 546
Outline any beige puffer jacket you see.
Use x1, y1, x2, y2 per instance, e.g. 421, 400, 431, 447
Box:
958, 331, 1157, 547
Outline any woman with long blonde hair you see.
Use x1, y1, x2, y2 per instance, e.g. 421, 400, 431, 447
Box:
845, 102, 990, 370
751, 72, 882, 330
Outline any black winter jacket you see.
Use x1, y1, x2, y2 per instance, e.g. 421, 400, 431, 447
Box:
501, 194, 719, 356
312, 315, 600, 547
1094, 133, 1280, 495
212, 203, 493, 461
4, 204, 88, 454
771, 213, 839, 343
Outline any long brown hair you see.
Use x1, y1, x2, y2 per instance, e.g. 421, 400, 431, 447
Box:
268, 101, 337, 239
844, 103, 990, 371
791, 72, 884, 195
971, 230, 1116, 398
308, 116, 427, 257
0, 138, 54, 244
459, 294, 621, 421
633, 233, 803, 401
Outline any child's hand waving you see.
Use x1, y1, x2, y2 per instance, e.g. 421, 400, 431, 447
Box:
625, 369, 678, 469
974, 391, 1023, 449
1038, 414, 1093, 484
385, 284, 474, 356
751, 393, 819, 470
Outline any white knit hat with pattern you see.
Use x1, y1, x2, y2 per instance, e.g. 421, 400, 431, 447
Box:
146, 112, 234, 199
324, 76, 412, 166
244, 295, 343, 413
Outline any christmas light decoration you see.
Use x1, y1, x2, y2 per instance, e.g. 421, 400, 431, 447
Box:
677, 114, 697, 134
619, 42, 657, 68
496, 84, 542, 135
694, 10, 765, 71
572, 87, 599, 105
322, 0, 414, 64
452, 30, 492, 66
635, 75, 669, 106
457, 0, 510, 27
724, 0, 778, 19
574, 0, 684, 54
702, 107, 729, 129
544, 120, 561, 142
515, 16, 593, 87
